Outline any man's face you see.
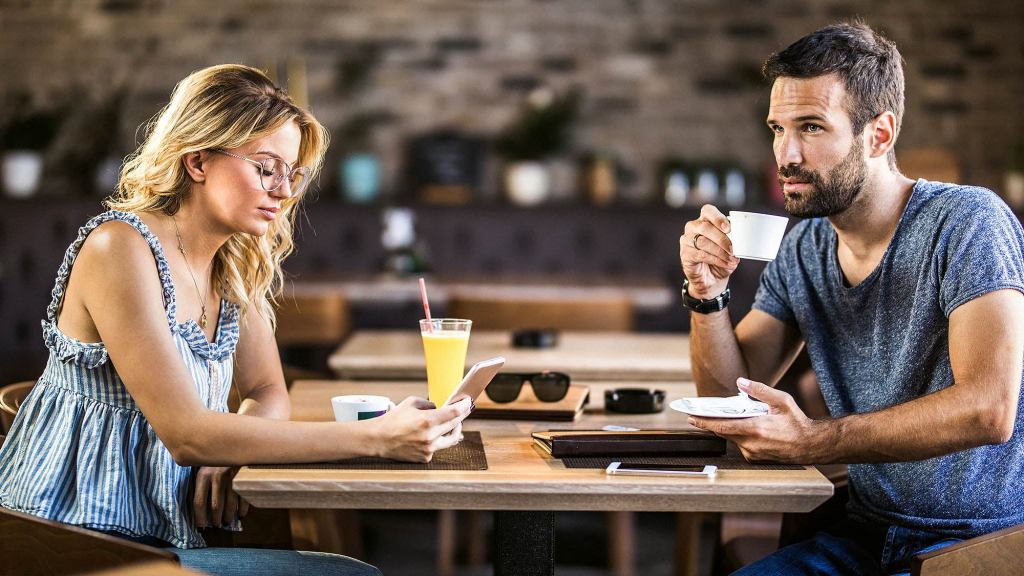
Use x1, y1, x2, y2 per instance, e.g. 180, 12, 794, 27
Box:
767, 74, 868, 218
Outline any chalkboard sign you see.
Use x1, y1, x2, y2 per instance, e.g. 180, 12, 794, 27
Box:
405, 131, 485, 204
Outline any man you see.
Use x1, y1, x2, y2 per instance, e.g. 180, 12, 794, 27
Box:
679, 22, 1024, 575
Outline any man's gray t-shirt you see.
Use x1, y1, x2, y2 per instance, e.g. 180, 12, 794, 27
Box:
753, 179, 1024, 538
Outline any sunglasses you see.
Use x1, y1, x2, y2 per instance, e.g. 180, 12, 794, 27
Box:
485, 371, 571, 403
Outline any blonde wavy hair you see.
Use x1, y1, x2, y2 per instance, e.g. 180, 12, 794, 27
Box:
106, 64, 328, 327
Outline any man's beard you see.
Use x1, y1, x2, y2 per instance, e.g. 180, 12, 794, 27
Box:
778, 139, 867, 218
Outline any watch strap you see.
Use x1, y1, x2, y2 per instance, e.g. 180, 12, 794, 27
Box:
681, 278, 730, 314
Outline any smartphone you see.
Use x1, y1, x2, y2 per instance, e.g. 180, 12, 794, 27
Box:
443, 356, 506, 406
605, 462, 718, 478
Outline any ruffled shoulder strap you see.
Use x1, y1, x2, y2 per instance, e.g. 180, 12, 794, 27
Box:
45, 210, 178, 331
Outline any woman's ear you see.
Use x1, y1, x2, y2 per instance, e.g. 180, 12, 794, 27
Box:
182, 151, 206, 183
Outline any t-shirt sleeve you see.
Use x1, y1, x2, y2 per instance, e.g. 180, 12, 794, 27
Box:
751, 225, 800, 327
938, 190, 1024, 316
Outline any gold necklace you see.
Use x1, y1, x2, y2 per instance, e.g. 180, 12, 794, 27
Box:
171, 215, 209, 329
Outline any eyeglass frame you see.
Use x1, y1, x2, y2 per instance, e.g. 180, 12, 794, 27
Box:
210, 148, 311, 194
485, 371, 572, 404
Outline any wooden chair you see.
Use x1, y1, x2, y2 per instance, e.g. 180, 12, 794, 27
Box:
275, 292, 352, 347
274, 291, 353, 390
449, 295, 634, 332
0, 380, 35, 433
0, 505, 179, 575
912, 523, 1024, 575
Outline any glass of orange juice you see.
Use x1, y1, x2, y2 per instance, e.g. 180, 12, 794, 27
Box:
420, 318, 472, 406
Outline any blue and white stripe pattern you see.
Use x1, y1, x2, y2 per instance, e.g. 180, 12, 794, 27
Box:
0, 211, 241, 548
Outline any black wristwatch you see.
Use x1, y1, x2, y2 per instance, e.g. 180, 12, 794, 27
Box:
681, 278, 731, 314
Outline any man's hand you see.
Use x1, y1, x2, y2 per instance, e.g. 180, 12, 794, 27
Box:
687, 377, 828, 463
679, 204, 741, 299
193, 466, 250, 529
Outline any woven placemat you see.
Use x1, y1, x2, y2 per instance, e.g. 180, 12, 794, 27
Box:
250, 431, 487, 471
562, 443, 803, 471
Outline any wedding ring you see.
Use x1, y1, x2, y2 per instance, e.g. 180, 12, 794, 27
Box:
692, 233, 702, 250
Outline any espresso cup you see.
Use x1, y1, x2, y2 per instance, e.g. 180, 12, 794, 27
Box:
727, 211, 789, 261
331, 395, 395, 422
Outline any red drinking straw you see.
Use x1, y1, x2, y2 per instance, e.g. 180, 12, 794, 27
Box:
418, 277, 433, 332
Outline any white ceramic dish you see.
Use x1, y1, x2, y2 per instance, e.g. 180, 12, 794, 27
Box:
670, 394, 769, 419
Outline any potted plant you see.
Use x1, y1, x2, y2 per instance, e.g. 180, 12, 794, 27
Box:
337, 112, 383, 204
495, 87, 581, 206
1, 107, 62, 198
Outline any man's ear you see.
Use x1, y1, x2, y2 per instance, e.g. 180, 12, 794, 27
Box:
182, 151, 206, 183
866, 111, 898, 160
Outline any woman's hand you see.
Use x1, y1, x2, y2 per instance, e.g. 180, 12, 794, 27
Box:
193, 466, 250, 529
368, 396, 473, 463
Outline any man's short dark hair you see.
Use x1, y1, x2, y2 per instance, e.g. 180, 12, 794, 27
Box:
763, 22, 905, 167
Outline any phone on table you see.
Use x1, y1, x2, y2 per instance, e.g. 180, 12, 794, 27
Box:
443, 356, 506, 406
605, 462, 718, 478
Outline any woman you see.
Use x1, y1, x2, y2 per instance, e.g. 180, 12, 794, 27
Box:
0, 64, 470, 575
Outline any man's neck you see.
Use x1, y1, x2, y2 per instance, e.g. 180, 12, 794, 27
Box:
828, 170, 917, 261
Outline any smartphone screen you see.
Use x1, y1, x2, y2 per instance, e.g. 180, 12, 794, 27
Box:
618, 464, 705, 472
443, 356, 506, 406
605, 462, 717, 477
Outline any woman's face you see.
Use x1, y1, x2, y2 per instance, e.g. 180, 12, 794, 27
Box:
198, 120, 303, 237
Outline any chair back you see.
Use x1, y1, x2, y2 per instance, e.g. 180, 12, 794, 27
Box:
912, 523, 1024, 576
449, 295, 634, 331
0, 380, 35, 433
275, 292, 352, 346
0, 506, 178, 574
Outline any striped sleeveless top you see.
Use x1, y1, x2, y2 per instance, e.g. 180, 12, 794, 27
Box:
0, 210, 241, 548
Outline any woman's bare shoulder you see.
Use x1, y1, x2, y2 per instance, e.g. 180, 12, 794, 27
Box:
75, 219, 162, 284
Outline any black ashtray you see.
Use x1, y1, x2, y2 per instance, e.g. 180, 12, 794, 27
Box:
604, 388, 666, 414
512, 328, 560, 349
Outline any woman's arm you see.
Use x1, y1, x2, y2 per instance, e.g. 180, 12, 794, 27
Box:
231, 299, 290, 421
77, 221, 469, 467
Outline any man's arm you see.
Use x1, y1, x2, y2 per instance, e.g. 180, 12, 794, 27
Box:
691, 308, 804, 397
690, 289, 1024, 463
681, 204, 806, 397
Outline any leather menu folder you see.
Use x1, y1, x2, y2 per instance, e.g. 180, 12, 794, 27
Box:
531, 429, 726, 458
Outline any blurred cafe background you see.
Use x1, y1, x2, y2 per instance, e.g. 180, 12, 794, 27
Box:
1, 0, 1022, 574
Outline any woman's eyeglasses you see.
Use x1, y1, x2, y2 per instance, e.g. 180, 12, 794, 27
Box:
211, 149, 311, 196
485, 371, 571, 403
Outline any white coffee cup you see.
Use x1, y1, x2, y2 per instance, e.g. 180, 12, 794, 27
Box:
727, 211, 789, 261
331, 395, 395, 422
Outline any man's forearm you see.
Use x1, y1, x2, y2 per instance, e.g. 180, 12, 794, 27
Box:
807, 384, 1010, 464
690, 309, 747, 397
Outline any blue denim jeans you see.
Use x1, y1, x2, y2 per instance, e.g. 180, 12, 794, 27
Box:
168, 547, 382, 576
733, 517, 961, 576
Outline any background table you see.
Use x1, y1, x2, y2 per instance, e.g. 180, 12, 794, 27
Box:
292, 274, 674, 312
328, 330, 692, 381
235, 380, 833, 575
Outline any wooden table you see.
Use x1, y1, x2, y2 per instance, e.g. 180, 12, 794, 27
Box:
234, 381, 833, 575
291, 274, 675, 312
329, 330, 692, 381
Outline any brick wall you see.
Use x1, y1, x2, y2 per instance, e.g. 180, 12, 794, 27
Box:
1, 0, 1022, 201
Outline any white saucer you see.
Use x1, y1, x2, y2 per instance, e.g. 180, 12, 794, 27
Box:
670, 396, 769, 419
